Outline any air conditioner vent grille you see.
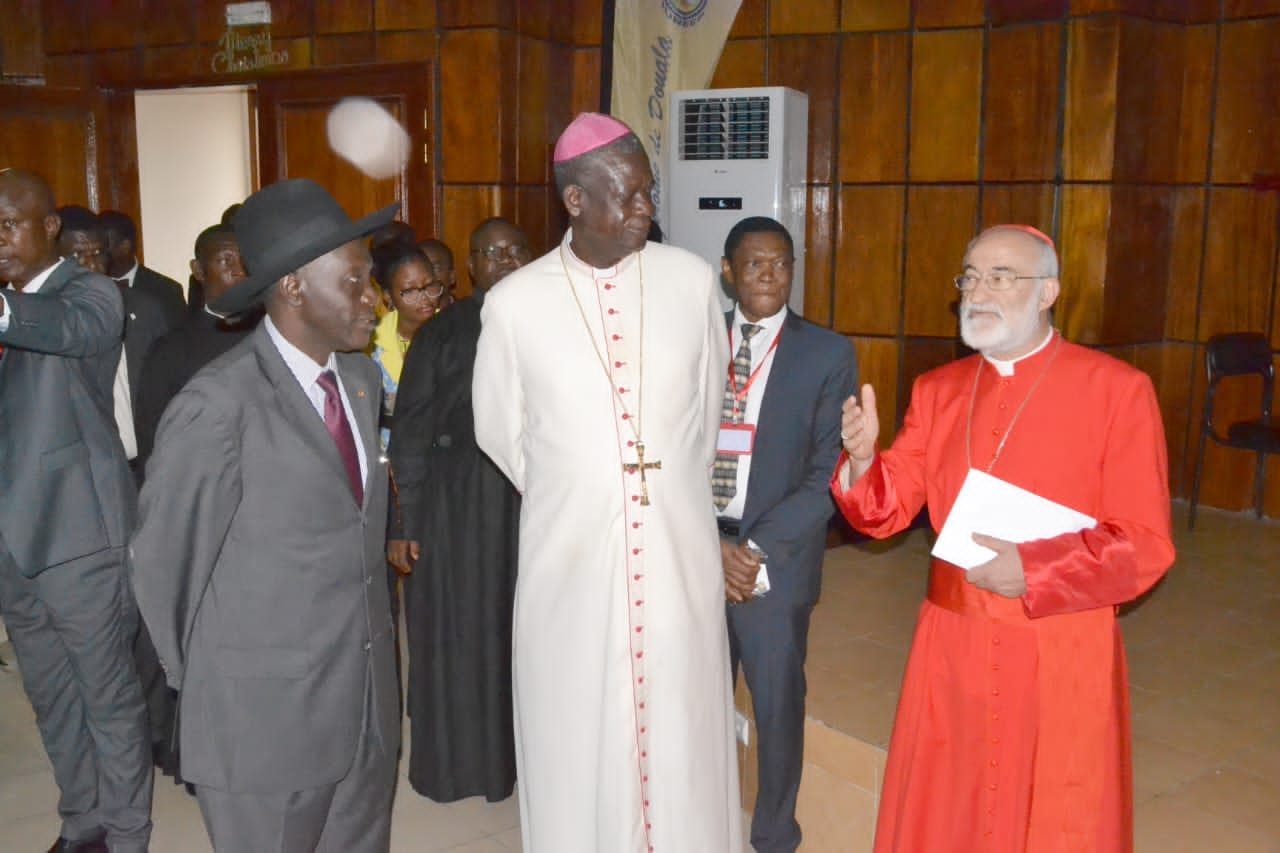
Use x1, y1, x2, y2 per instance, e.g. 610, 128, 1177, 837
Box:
678, 95, 770, 161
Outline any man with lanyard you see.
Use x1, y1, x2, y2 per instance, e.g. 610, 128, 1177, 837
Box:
712, 216, 856, 853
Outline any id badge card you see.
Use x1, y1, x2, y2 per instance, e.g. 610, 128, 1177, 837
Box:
753, 564, 771, 597
717, 422, 755, 456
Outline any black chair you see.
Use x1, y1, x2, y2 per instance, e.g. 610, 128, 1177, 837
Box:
1189, 332, 1280, 529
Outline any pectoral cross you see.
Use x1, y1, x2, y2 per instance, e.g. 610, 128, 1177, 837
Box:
622, 441, 662, 506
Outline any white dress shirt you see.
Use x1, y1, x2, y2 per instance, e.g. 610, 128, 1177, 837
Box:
0, 257, 66, 331
113, 350, 138, 460
717, 303, 787, 520
983, 326, 1055, 377
111, 266, 138, 460
264, 315, 368, 485
116, 260, 139, 288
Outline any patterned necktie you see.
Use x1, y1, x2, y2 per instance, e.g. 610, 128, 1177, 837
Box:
316, 369, 364, 505
711, 323, 761, 511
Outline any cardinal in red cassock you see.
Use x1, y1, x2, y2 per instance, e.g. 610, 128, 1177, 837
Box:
832, 225, 1175, 852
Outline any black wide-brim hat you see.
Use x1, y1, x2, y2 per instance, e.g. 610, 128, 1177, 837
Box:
211, 178, 400, 315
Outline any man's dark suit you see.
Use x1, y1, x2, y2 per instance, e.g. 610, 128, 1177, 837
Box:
119, 286, 170, 474
721, 309, 857, 853
130, 263, 186, 330
130, 324, 400, 852
0, 259, 154, 851
122, 286, 170, 402
118, 285, 181, 776
135, 307, 260, 467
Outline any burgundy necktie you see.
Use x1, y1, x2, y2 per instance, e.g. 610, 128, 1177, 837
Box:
316, 369, 364, 505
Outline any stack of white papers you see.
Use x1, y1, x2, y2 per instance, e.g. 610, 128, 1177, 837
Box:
932, 469, 1097, 570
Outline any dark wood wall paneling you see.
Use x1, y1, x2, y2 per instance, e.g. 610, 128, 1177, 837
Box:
710, 0, 1280, 515
7, 0, 1280, 516
3, 0, 604, 289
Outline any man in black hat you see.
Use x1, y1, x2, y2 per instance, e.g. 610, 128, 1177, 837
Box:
129, 179, 401, 852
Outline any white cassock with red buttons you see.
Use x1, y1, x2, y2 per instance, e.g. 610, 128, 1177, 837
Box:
474, 231, 740, 853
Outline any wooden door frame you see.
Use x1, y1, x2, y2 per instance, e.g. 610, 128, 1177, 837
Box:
0, 84, 138, 216
255, 63, 435, 235
103, 62, 437, 236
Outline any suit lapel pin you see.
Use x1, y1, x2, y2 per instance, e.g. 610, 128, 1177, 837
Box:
357, 389, 366, 398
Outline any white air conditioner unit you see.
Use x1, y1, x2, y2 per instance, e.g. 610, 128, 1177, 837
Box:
661, 86, 809, 315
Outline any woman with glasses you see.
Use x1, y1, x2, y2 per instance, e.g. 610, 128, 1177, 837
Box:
369, 241, 446, 445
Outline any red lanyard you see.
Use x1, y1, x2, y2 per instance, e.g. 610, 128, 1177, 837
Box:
728, 326, 782, 416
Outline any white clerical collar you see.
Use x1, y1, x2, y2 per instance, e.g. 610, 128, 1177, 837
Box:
732, 303, 787, 338
561, 229, 639, 280
264, 314, 337, 386
5, 257, 65, 294
983, 327, 1055, 377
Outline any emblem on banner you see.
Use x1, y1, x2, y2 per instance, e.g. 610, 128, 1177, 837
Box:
662, 0, 708, 27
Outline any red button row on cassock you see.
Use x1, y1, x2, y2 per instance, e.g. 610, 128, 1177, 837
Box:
612, 292, 651, 851
988, 629, 1002, 838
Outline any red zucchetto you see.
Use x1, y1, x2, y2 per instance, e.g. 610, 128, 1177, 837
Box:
988, 223, 1055, 250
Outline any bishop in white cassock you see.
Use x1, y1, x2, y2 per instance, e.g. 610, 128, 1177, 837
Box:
473, 114, 741, 853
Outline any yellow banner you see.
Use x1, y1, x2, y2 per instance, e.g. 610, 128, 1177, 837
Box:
610, 0, 742, 224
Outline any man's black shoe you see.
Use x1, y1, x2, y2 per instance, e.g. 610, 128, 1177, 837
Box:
45, 833, 108, 853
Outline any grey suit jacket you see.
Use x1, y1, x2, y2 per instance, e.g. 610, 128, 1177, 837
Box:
0, 260, 134, 577
129, 325, 399, 794
733, 310, 858, 604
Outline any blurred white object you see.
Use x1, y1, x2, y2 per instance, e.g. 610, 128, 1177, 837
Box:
325, 97, 410, 180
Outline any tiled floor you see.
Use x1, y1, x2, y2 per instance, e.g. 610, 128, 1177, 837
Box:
0, 672, 523, 852
805, 502, 1280, 852
0, 501, 1275, 851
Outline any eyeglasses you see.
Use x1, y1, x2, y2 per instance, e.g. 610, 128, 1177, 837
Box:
744, 258, 794, 274
71, 248, 104, 265
474, 244, 531, 263
953, 272, 1050, 292
400, 282, 446, 302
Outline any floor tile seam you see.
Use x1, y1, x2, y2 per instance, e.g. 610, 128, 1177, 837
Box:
1139, 789, 1280, 839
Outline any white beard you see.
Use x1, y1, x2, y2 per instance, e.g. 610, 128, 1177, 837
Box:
960, 282, 1045, 356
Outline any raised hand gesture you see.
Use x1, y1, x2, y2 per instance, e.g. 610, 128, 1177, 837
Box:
840, 384, 879, 481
